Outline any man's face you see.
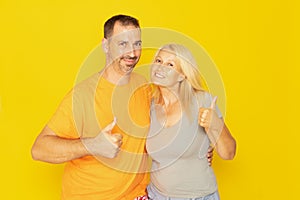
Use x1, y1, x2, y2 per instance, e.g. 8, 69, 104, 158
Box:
105, 22, 142, 75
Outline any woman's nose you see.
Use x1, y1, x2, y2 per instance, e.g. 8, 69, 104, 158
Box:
156, 64, 167, 72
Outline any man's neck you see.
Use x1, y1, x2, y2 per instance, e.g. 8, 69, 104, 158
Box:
102, 65, 131, 85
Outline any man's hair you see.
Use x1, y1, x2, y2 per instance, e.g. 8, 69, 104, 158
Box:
104, 14, 140, 39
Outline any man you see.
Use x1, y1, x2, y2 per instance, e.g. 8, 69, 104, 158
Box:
31, 14, 213, 200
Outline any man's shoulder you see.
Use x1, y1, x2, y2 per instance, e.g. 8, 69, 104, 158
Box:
75, 72, 100, 88
72, 72, 99, 91
130, 72, 148, 84
69, 72, 100, 100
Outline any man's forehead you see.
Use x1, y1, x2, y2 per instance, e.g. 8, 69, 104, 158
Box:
111, 24, 141, 40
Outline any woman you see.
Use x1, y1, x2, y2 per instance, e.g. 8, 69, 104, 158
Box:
145, 44, 236, 200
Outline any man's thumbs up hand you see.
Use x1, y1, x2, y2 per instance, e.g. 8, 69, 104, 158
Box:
82, 117, 123, 158
102, 117, 123, 148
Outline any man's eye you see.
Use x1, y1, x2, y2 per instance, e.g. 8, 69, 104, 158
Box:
134, 41, 142, 47
119, 42, 127, 47
167, 63, 174, 67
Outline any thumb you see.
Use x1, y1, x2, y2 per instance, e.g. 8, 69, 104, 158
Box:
210, 96, 217, 109
102, 117, 117, 133
105, 133, 122, 148
110, 133, 123, 143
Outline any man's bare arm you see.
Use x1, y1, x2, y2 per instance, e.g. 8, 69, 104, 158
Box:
31, 126, 89, 164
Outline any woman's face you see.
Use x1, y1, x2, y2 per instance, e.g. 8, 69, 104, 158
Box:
151, 50, 185, 88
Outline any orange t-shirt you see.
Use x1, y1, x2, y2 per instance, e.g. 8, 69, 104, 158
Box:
48, 72, 151, 200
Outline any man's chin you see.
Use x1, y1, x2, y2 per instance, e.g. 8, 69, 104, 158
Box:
123, 66, 134, 74
121, 63, 136, 73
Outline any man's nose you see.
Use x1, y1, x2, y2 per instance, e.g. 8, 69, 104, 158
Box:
125, 44, 136, 55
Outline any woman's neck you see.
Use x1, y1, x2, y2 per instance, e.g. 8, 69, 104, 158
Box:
159, 87, 180, 107
157, 86, 183, 127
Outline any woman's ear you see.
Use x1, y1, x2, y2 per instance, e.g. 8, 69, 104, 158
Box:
102, 38, 108, 53
178, 73, 186, 82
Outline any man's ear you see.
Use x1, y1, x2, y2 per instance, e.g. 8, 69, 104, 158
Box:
102, 38, 108, 53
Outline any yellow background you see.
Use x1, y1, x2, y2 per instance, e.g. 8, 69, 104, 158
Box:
0, 0, 299, 199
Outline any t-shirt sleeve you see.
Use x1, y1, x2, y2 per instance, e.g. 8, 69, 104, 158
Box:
47, 90, 81, 139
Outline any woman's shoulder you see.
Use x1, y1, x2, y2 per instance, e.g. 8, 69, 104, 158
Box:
194, 91, 214, 107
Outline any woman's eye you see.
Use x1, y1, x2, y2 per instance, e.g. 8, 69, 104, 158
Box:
155, 59, 161, 63
167, 63, 174, 67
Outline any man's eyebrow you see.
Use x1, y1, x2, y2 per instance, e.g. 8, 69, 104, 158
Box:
114, 40, 128, 44
119, 40, 142, 43
114, 39, 141, 44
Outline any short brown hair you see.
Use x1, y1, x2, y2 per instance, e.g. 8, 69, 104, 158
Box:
104, 14, 140, 38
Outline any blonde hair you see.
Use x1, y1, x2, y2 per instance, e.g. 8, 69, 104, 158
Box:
152, 43, 206, 120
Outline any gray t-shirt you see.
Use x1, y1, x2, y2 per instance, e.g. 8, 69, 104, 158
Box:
146, 92, 222, 198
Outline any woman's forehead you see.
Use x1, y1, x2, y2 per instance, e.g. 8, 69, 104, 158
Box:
156, 50, 178, 60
